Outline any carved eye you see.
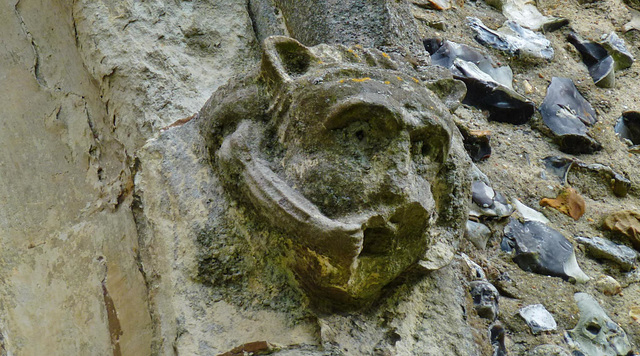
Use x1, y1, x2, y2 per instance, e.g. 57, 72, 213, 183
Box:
325, 101, 399, 135
411, 140, 438, 161
410, 125, 450, 166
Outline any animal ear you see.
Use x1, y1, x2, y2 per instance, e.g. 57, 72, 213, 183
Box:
261, 36, 315, 85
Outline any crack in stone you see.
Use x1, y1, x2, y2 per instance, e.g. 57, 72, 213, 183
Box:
14, 0, 47, 88
71, 0, 80, 48
101, 272, 123, 356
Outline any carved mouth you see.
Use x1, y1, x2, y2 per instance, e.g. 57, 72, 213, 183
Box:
358, 202, 430, 258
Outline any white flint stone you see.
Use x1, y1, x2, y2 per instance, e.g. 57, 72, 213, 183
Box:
519, 304, 557, 334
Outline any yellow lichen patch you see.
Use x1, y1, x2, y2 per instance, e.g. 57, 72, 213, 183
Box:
396, 76, 403, 81
339, 79, 345, 83
354, 44, 363, 49
351, 77, 371, 83
317, 60, 324, 64
381, 52, 390, 59
412, 77, 420, 83
384, 81, 391, 85
305, 248, 339, 277
347, 49, 360, 58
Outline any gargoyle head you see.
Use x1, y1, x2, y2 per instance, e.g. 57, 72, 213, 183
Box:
199, 36, 471, 306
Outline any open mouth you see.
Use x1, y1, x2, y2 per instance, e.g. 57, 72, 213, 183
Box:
357, 202, 431, 258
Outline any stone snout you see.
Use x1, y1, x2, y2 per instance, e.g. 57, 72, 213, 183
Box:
217, 120, 439, 305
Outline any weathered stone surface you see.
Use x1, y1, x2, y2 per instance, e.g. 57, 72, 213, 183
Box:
136, 35, 474, 353
567, 293, 632, 356
0, 1, 152, 354
201, 36, 470, 304
6, 0, 640, 354
73, 0, 259, 150
269, 0, 423, 54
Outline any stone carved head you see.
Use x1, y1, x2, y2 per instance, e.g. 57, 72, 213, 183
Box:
198, 36, 470, 306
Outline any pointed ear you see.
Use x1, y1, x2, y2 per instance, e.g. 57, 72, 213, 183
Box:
261, 36, 315, 85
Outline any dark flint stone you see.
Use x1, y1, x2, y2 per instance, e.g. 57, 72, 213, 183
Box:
470, 180, 514, 218
490, 324, 508, 356
467, 17, 554, 60
542, 156, 573, 183
458, 127, 491, 162
575, 236, 637, 271
540, 77, 601, 154
460, 76, 535, 124
472, 181, 495, 208
503, 219, 585, 281
465, 135, 491, 162
600, 32, 634, 70
470, 281, 499, 320
424, 38, 444, 55
427, 40, 513, 86
542, 18, 570, 32
568, 33, 615, 88
572, 162, 631, 197
544, 156, 631, 197
424, 39, 535, 124
554, 134, 602, 155
615, 111, 640, 146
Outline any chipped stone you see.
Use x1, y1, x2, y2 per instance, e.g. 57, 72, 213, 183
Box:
503, 219, 590, 282
567, 293, 632, 356
519, 304, 557, 334
595, 275, 622, 296
470, 281, 500, 320
575, 236, 637, 271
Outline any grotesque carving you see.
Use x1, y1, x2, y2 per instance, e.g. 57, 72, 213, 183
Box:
197, 36, 471, 306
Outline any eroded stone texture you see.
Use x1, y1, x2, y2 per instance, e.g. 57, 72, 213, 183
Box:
136, 36, 473, 353
258, 0, 423, 54
568, 293, 632, 356
0, 1, 152, 354
198, 36, 471, 304
73, 0, 259, 150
